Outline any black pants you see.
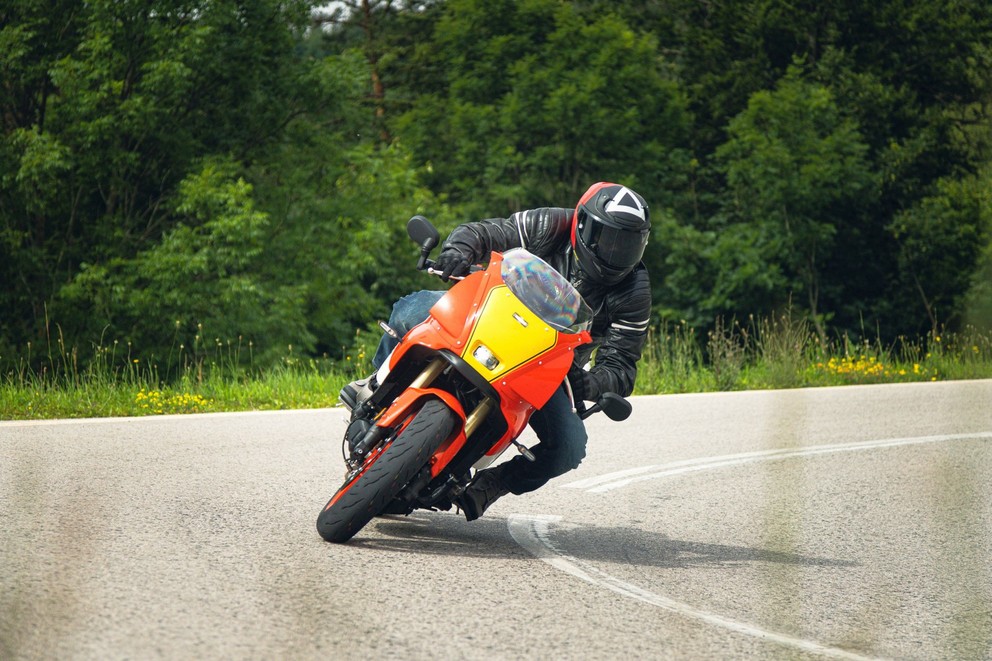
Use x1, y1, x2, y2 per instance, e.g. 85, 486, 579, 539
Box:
495, 384, 588, 494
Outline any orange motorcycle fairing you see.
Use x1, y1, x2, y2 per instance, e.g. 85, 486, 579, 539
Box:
319, 241, 595, 542
427, 269, 491, 341
384, 250, 592, 451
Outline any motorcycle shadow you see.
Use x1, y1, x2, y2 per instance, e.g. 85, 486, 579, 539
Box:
346, 511, 858, 570
544, 521, 859, 570
345, 511, 523, 558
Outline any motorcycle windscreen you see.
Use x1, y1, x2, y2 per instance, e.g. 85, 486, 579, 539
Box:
499, 248, 593, 333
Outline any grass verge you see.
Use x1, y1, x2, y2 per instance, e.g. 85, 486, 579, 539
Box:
2, 316, 991, 420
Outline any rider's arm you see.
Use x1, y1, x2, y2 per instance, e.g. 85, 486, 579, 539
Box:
586, 266, 652, 398
441, 208, 572, 263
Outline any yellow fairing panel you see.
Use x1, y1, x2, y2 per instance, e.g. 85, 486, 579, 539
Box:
462, 285, 557, 381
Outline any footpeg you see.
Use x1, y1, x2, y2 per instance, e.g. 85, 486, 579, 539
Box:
428, 474, 459, 501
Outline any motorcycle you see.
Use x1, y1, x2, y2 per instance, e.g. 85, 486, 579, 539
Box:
316, 215, 631, 543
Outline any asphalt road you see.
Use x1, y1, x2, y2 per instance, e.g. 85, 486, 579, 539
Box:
2, 380, 990, 660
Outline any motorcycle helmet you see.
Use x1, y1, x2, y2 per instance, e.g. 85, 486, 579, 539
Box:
571, 182, 650, 285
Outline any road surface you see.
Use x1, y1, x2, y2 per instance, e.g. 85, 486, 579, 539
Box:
2, 380, 990, 659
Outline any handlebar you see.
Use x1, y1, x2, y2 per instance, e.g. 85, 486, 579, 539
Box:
424, 263, 485, 281
408, 217, 486, 281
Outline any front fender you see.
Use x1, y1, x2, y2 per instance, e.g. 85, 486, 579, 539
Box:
376, 387, 469, 478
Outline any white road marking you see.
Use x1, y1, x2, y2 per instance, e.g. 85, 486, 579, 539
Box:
563, 432, 992, 493
508, 515, 878, 660
509, 433, 991, 658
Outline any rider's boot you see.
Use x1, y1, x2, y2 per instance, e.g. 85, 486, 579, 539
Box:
339, 374, 377, 412
456, 464, 510, 521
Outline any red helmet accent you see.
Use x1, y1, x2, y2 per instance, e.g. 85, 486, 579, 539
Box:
570, 182, 612, 248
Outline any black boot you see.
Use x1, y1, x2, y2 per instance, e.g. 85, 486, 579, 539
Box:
339, 374, 377, 412
456, 465, 510, 521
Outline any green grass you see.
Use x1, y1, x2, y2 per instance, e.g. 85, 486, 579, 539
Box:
2, 316, 991, 420
0, 330, 367, 419
0, 363, 352, 420
633, 314, 992, 395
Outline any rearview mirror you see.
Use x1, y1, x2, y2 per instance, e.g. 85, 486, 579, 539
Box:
407, 216, 441, 271
407, 215, 440, 251
598, 392, 632, 421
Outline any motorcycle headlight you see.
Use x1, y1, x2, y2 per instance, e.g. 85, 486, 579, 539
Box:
472, 344, 500, 371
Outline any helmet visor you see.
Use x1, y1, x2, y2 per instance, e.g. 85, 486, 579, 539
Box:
577, 209, 649, 269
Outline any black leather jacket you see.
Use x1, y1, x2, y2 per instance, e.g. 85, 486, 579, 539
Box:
442, 207, 652, 398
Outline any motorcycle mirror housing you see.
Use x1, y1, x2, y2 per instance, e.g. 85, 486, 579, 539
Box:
408, 215, 440, 250
407, 215, 441, 270
578, 392, 632, 421
598, 392, 632, 421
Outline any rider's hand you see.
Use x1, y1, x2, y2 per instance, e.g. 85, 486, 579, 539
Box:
567, 365, 598, 403
435, 247, 473, 282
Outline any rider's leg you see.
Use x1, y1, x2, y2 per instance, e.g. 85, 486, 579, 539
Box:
370, 290, 445, 369
457, 384, 587, 520
340, 290, 445, 410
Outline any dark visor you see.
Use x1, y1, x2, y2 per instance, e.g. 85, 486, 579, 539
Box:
578, 209, 649, 268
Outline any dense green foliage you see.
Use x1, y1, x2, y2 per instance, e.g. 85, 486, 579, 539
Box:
2, 0, 991, 378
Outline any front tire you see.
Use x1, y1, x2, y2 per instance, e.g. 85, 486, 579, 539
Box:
316, 398, 459, 543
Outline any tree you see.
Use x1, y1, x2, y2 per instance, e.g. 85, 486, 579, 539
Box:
53, 48, 454, 368
60, 159, 312, 367
386, 0, 691, 215
889, 174, 990, 332
0, 0, 345, 368
717, 65, 875, 341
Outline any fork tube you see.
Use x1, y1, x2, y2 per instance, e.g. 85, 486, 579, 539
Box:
463, 397, 494, 438
412, 358, 492, 438
410, 358, 446, 389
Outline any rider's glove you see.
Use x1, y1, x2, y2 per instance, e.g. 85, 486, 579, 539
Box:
435, 246, 473, 282
567, 365, 599, 403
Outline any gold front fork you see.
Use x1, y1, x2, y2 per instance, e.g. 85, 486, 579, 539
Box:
411, 357, 494, 440
410, 358, 446, 389
464, 397, 494, 438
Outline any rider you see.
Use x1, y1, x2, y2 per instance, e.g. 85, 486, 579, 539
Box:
340, 182, 653, 521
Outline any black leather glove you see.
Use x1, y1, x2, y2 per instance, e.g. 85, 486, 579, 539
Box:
567, 365, 598, 403
434, 246, 473, 282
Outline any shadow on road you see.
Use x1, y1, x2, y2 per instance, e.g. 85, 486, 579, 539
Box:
549, 522, 858, 569
344, 511, 857, 570
344, 512, 524, 557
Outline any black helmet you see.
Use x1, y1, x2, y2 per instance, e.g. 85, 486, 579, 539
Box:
571, 182, 650, 285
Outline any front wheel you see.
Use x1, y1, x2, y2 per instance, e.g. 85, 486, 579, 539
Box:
316, 398, 460, 543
